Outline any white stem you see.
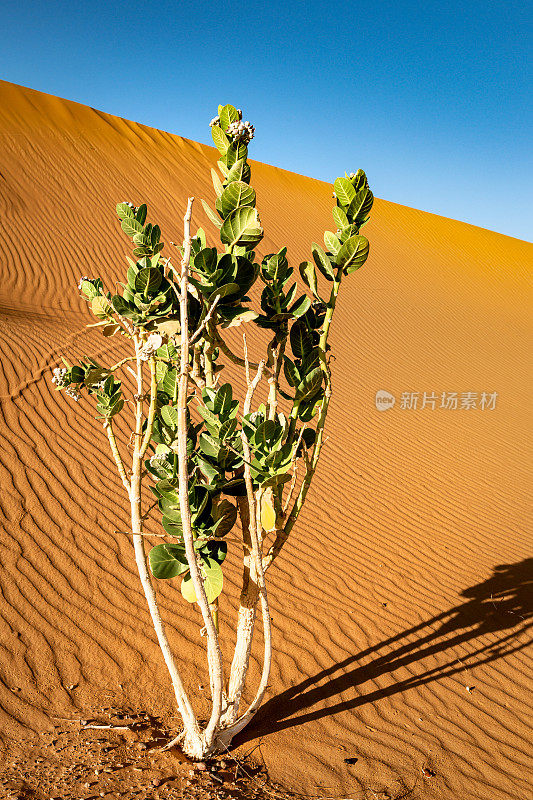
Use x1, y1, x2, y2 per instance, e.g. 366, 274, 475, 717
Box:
177, 197, 224, 751
129, 336, 202, 756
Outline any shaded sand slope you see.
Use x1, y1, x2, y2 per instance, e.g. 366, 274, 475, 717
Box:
0, 80, 531, 798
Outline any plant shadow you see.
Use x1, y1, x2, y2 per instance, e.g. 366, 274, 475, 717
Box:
236, 558, 532, 744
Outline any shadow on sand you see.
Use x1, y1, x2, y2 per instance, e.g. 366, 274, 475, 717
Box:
237, 558, 532, 744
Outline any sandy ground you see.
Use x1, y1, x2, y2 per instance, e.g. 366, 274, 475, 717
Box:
0, 80, 531, 799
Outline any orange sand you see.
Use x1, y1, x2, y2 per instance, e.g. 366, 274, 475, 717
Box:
0, 80, 531, 799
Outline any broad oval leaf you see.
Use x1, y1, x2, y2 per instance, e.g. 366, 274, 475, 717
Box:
336, 234, 370, 272
201, 199, 222, 229
220, 207, 263, 250
290, 319, 313, 360
299, 261, 319, 298
311, 243, 335, 281
213, 383, 233, 415
135, 267, 162, 294
162, 368, 178, 397
211, 125, 230, 155
324, 230, 341, 255
347, 187, 374, 223
208, 283, 239, 303
220, 181, 256, 217
161, 405, 178, 429
159, 495, 181, 522
333, 177, 355, 207
289, 294, 312, 318
149, 543, 189, 579
117, 202, 134, 220
162, 516, 183, 538
211, 500, 237, 538
193, 247, 218, 275
121, 217, 144, 238
219, 104, 239, 132
295, 366, 323, 401
91, 296, 111, 319
181, 557, 224, 604
332, 205, 349, 229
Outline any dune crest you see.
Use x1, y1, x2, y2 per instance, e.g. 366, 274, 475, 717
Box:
0, 80, 531, 798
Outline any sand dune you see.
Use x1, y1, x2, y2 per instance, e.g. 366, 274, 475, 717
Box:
0, 80, 531, 799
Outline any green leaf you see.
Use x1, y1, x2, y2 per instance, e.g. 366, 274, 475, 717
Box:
283, 356, 300, 387
134, 267, 162, 294
135, 204, 147, 225
295, 366, 323, 401
112, 295, 135, 318
117, 202, 134, 220
219, 104, 239, 132
161, 405, 178, 429
324, 230, 341, 255
162, 516, 183, 538
80, 279, 100, 300
254, 420, 278, 449
211, 500, 237, 538
199, 433, 220, 460
193, 247, 218, 275
121, 217, 144, 238
213, 383, 232, 415
159, 495, 181, 523
226, 157, 251, 184
333, 177, 355, 207
162, 368, 177, 396
290, 320, 313, 360
180, 556, 224, 603
220, 207, 263, 250
208, 283, 239, 303
211, 125, 230, 155
219, 181, 256, 217
154, 479, 179, 499
149, 544, 189, 579
311, 243, 335, 281
336, 234, 370, 272
211, 168, 224, 197
225, 142, 248, 170
289, 294, 312, 318
202, 557, 224, 602
91, 296, 111, 319
347, 187, 374, 223
298, 261, 319, 298
332, 206, 349, 229
201, 199, 222, 230
219, 418, 237, 441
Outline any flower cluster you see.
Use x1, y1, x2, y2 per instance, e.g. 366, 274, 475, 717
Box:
121, 201, 137, 213
226, 119, 255, 145
209, 116, 220, 128
65, 386, 81, 401
51, 367, 67, 388
139, 333, 163, 362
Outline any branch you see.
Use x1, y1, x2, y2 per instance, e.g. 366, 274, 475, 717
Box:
212, 329, 272, 379
263, 268, 343, 571
103, 419, 131, 495
189, 295, 221, 345
176, 197, 224, 750
233, 340, 272, 724
139, 356, 157, 460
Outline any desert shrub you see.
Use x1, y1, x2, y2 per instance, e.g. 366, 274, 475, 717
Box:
52, 104, 372, 758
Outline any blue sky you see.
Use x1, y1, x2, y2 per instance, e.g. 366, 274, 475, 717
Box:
1, 1, 531, 240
